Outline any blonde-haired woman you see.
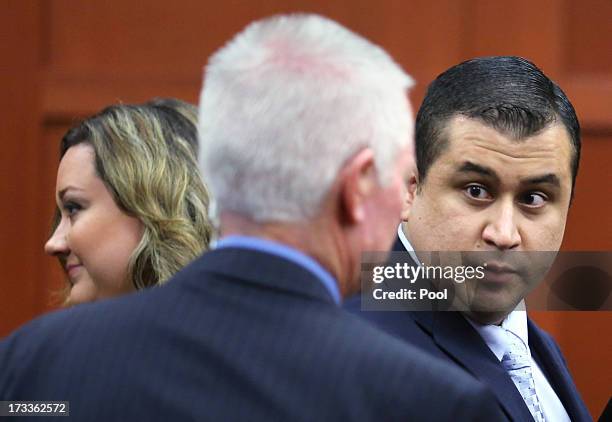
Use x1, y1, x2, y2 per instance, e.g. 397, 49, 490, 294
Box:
45, 98, 212, 305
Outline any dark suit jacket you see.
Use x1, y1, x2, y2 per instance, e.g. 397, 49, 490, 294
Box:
345, 238, 592, 422
0, 247, 504, 421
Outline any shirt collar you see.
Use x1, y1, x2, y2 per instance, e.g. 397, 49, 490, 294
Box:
214, 235, 341, 305
397, 223, 422, 266
501, 302, 528, 347
465, 301, 529, 361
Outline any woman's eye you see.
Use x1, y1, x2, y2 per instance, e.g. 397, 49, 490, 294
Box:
521, 192, 547, 208
464, 185, 492, 201
63, 201, 82, 216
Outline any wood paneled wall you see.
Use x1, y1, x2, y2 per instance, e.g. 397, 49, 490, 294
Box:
1, 0, 610, 417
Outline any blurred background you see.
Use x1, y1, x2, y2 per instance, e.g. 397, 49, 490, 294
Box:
1, 0, 610, 417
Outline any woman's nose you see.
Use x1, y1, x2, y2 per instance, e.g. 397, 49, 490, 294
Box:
44, 220, 69, 256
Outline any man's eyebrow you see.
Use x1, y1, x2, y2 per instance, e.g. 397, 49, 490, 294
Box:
456, 162, 499, 181
521, 173, 561, 187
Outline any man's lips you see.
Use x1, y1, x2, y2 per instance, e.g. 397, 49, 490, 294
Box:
483, 261, 518, 274
482, 261, 519, 284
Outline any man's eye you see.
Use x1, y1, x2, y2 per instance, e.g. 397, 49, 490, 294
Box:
521, 192, 547, 208
464, 185, 492, 201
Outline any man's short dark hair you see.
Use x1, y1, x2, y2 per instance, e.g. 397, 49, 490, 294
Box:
415, 56, 581, 193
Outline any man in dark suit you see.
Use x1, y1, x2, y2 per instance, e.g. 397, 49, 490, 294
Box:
0, 15, 504, 421
347, 56, 592, 421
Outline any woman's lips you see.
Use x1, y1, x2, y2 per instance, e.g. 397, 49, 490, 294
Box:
66, 264, 82, 280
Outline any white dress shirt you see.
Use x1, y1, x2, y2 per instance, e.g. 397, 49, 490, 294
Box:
397, 223, 571, 422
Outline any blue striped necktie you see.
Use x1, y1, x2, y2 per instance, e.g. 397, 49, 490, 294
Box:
501, 329, 546, 422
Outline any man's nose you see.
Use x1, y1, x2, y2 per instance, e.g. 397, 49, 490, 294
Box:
482, 198, 521, 250
44, 219, 70, 256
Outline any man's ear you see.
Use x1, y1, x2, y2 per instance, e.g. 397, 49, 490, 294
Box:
338, 148, 376, 224
401, 171, 418, 221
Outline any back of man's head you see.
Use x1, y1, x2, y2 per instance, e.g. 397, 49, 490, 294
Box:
416, 56, 580, 193
198, 14, 414, 223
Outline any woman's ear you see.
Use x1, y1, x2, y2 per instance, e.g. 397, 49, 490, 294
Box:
401, 172, 418, 221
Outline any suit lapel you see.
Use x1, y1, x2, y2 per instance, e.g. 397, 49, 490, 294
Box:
528, 320, 591, 422
392, 237, 405, 253
431, 312, 535, 421
410, 308, 535, 421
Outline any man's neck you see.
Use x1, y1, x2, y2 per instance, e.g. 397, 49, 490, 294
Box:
463, 311, 508, 326
219, 211, 353, 296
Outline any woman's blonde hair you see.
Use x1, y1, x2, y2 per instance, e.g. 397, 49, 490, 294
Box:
56, 98, 212, 290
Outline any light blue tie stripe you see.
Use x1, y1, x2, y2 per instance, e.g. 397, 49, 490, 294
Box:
501, 330, 546, 422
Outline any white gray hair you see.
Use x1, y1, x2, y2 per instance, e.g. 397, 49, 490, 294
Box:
198, 14, 414, 222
